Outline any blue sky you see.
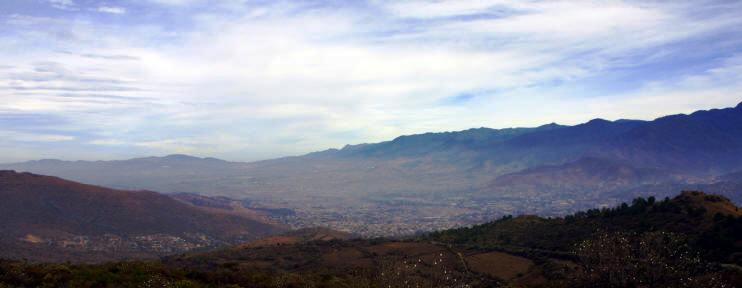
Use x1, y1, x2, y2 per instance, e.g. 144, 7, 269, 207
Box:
1, 0, 741, 162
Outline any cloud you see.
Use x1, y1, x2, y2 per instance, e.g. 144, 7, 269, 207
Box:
439, 91, 490, 106
48, 0, 76, 11
75, 53, 139, 60
0, 130, 75, 142
88, 139, 126, 146
0, 0, 740, 161
382, 0, 504, 18
96, 6, 127, 14
146, 0, 201, 6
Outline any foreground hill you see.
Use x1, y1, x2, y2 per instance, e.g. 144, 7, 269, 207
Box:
0, 191, 739, 287
429, 191, 741, 261
0, 171, 284, 262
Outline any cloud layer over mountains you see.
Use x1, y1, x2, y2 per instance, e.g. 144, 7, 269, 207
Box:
1, 0, 741, 161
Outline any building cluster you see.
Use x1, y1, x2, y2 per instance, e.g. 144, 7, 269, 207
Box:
263, 193, 623, 237
23, 233, 219, 254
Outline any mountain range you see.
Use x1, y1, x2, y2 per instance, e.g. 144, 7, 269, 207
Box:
2, 102, 741, 233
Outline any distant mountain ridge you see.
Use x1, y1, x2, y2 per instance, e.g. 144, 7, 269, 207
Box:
1, 154, 248, 193
6, 102, 741, 180
321, 102, 742, 173
1, 102, 741, 234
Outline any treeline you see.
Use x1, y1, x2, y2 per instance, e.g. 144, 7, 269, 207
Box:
427, 192, 742, 263
566, 195, 712, 220
424, 192, 741, 287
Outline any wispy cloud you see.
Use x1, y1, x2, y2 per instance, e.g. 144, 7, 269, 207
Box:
0, 0, 740, 161
96, 6, 127, 14
47, 0, 77, 11
0, 130, 75, 142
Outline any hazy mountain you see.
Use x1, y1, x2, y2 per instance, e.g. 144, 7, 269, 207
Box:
483, 157, 684, 202
0, 154, 249, 194
2, 103, 741, 234
5, 104, 741, 193
604, 103, 742, 172
720, 170, 742, 183
316, 102, 742, 173
0, 171, 284, 262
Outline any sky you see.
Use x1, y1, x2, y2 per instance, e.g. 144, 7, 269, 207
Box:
1, 0, 741, 162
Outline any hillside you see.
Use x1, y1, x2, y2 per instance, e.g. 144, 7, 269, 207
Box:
0, 155, 249, 194
237, 227, 353, 249
170, 193, 291, 228
0, 191, 739, 287
427, 191, 742, 264
479, 157, 689, 213
0, 171, 284, 262
492, 157, 678, 189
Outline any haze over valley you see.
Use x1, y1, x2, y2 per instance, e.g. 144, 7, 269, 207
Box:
1, 1, 742, 287
4, 103, 742, 237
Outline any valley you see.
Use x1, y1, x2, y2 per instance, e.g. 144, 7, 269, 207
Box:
4, 103, 741, 237
1, 190, 739, 287
2, 1, 741, 286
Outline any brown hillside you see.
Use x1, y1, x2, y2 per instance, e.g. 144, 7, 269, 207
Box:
674, 191, 741, 217
241, 227, 353, 248
0, 171, 285, 262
